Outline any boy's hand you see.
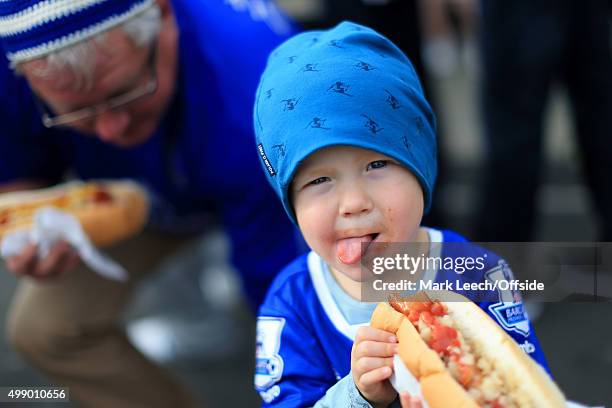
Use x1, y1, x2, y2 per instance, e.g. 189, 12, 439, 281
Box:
399, 392, 422, 408
351, 326, 398, 408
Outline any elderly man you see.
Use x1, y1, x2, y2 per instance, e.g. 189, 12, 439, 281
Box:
0, 0, 301, 406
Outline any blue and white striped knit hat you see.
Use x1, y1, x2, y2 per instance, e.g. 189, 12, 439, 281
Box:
254, 21, 437, 225
0, 0, 155, 63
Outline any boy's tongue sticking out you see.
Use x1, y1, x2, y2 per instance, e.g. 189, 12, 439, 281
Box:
337, 235, 374, 265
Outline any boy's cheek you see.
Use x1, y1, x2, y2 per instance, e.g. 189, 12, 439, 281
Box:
297, 221, 333, 259
384, 206, 423, 242
306, 235, 336, 263
297, 210, 336, 245
385, 227, 418, 244
295, 202, 327, 230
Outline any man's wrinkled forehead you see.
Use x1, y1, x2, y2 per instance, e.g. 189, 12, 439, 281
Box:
20, 58, 75, 92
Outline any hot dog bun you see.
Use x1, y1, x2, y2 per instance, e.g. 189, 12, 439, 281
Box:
371, 291, 565, 408
0, 180, 149, 247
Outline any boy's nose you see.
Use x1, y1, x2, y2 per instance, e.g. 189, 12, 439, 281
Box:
338, 185, 373, 217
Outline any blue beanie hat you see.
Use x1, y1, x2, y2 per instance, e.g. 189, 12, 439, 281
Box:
0, 0, 155, 63
254, 21, 437, 224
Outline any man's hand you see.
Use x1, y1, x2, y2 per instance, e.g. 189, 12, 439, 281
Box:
399, 392, 423, 408
5, 240, 80, 280
351, 326, 398, 408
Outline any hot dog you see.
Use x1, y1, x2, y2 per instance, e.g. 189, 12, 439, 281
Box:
370, 291, 566, 408
0, 180, 149, 247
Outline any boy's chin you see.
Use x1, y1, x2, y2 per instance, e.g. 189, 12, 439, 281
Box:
332, 261, 370, 282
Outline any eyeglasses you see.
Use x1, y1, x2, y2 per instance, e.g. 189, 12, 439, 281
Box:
33, 43, 158, 129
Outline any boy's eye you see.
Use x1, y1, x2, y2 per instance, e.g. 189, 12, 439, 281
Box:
307, 176, 330, 186
367, 160, 388, 170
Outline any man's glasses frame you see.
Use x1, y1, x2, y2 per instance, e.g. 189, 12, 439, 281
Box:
33, 43, 158, 129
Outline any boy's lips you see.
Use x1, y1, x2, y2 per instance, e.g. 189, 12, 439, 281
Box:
336, 233, 379, 265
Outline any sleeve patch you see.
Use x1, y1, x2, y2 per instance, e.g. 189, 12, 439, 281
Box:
255, 316, 286, 392
486, 260, 531, 337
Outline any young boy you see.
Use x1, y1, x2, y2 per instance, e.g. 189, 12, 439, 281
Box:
253, 22, 549, 408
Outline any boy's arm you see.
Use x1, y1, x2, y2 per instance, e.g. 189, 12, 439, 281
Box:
311, 373, 375, 408
255, 303, 337, 407
312, 374, 406, 408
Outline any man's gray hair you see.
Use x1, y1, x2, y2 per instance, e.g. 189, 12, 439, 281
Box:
18, 4, 161, 91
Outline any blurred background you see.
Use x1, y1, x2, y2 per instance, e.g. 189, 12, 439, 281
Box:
1, 0, 611, 406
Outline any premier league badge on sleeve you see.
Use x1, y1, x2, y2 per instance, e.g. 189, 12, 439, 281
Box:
255, 317, 285, 394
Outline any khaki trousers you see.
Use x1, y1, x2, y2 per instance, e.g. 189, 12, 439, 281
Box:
5, 232, 202, 408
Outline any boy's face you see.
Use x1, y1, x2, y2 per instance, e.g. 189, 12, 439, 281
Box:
292, 145, 424, 282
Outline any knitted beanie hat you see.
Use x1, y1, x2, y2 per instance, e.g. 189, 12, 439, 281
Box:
0, 0, 155, 63
254, 21, 437, 224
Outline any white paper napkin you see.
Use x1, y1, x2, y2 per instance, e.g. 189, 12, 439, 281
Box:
1, 207, 127, 281
390, 354, 430, 408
